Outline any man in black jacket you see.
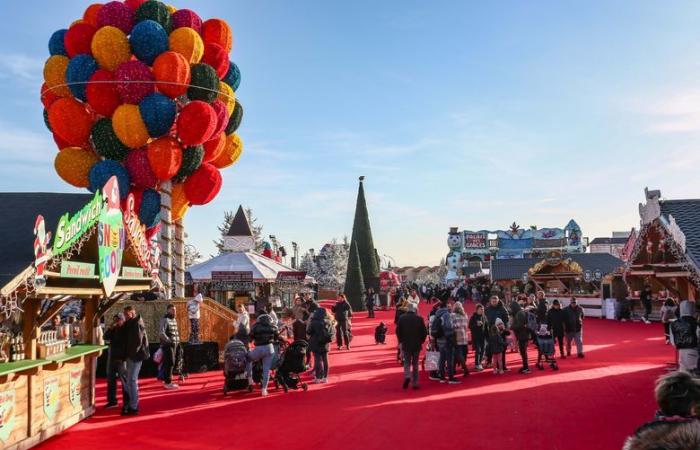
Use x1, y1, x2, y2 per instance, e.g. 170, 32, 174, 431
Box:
332, 295, 352, 350
246, 313, 280, 397
103, 313, 128, 409
547, 300, 566, 358
397, 303, 427, 389
122, 305, 149, 415
564, 297, 585, 358
510, 300, 531, 374
485, 296, 509, 369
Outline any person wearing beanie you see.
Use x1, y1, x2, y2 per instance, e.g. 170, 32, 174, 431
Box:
397, 301, 427, 389
670, 300, 698, 372
547, 299, 566, 358
485, 296, 510, 369
488, 322, 506, 374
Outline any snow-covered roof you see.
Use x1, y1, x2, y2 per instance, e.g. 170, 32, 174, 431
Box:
188, 250, 310, 282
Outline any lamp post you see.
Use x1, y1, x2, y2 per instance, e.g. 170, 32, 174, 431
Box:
291, 242, 298, 268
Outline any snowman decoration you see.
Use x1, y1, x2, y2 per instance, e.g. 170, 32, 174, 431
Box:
445, 229, 464, 281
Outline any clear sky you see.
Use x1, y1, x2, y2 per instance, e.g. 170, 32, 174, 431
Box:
1, 1, 700, 266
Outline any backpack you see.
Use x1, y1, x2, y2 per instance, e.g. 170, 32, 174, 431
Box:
527, 311, 539, 333
320, 322, 333, 344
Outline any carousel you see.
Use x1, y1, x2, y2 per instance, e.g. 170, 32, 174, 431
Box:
187, 206, 310, 311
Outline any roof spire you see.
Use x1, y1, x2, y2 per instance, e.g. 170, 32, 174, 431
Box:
226, 206, 253, 237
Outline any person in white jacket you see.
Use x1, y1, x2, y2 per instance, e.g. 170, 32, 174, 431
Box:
407, 290, 421, 309
187, 294, 204, 344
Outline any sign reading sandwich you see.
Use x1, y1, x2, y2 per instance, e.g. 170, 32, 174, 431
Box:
52, 192, 102, 256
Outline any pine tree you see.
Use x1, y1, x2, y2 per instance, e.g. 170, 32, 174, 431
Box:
344, 241, 365, 310
316, 239, 349, 289
212, 207, 265, 255
347, 177, 380, 293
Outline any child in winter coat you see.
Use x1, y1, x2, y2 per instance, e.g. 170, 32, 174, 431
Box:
536, 324, 558, 371
488, 321, 506, 374
375, 322, 388, 344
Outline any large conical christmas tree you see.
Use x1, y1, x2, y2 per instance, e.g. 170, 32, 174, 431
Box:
344, 176, 380, 310
344, 241, 365, 310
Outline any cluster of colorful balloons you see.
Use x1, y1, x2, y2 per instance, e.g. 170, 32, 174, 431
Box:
41, 0, 244, 230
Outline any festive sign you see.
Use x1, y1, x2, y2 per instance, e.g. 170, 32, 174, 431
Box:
209, 271, 254, 291
98, 177, 125, 296
121, 266, 147, 280
52, 192, 102, 256
33, 215, 52, 287
43, 376, 60, 421
60, 261, 95, 279
0, 389, 15, 443
463, 232, 488, 249
69, 368, 81, 408
276, 271, 306, 282
212, 271, 253, 281
123, 193, 152, 273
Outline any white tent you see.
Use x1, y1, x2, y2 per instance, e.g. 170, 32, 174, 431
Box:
188, 251, 312, 282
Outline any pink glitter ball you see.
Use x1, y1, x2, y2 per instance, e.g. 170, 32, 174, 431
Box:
115, 60, 155, 104
171, 9, 203, 34
97, 1, 134, 34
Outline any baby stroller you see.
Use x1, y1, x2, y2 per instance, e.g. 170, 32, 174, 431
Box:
252, 340, 285, 389
223, 339, 251, 394
536, 326, 559, 371
274, 340, 309, 392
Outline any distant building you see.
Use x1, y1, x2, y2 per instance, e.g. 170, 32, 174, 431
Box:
589, 230, 632, 259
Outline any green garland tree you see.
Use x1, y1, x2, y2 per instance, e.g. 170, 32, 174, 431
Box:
344, 241, 365, 310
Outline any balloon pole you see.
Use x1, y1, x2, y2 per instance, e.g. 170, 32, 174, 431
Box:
160, 180, 173, 300
174, 218, 185, 298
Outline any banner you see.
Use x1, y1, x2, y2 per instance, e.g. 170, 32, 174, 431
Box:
209, 271, 255, 291
463, 232, 488, 249
0, 389, 15, 443
69, 368, 81, 408
97, 177, 125, 297
43, 376, 60, 421
60, 261, 95, 279
52, 192, 102, 256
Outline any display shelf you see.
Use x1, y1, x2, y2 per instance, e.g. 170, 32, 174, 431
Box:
0, 359, 46, 377
44, 344, 107, 364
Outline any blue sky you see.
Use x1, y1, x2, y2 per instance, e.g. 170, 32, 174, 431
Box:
1, 1, 700, 266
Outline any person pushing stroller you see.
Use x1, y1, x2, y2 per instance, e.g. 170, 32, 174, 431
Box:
246, 310, 280, 397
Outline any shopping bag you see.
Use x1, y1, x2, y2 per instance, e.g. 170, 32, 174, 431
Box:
153, 347, 163, 364
424, 350, 440, 372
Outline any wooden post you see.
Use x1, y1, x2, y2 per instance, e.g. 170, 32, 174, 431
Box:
174, 219, 185, 298
23, 297, 39, 360
160, 181, 173, 300
83, 296, 97, 344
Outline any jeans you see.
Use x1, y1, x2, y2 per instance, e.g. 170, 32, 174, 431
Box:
643, 301, 652, 321
403, 349, 420, 386
367, 306, 375, 318
518, 339, 529, 370
313, 351, 329, 379
566, 331, 583, 356
106, 356, 128, 405
336, 321, 350, 348
189, 318, 200, 343
473, 338, 485, 366
162, 343, 176, 384
438, 343, 455, 380
125, 359, 142, 411
246, 344, 274, 390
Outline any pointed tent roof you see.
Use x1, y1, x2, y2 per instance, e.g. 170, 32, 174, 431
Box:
226, 205, 253, 237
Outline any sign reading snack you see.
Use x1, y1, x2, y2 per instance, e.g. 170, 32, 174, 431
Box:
121, 266, 147, 280
123, 193, 152, 272
0, 389, 15, 443
52, 192, 102, 256
43, 376, 60, 421
60, 261, 95, 279
69, 369, 81, 408
98, 177, 125, 297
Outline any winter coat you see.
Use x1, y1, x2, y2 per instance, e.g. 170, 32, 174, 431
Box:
487, 330, 505, 354
468, 313, 488, 344
640, 288, 653, 307
123, 314, 149, 361
249, 314, 279, 347
485, 301, 509, 327
670, 317, 699, 349
332, 300, 352, 323
394, 305, 408, 324
159, 315, 180, 345
510, 302, 530, 342
451, 312, 469, 346
104, 325, 126, 361
547, 308, 566, 335
306, 309, 335, 353
396, 311, 427, 353
563, 305, 585, 333
660, 304, 677, 323
432, 307, 455, 346
623, 418, 700, 450
187, 294, 203, 320
536, 300, 548, 324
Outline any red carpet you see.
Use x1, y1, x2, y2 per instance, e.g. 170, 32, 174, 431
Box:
39, 303, 674, 450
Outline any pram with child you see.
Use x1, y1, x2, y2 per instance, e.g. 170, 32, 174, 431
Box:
273, 339, 309, 392
536, 325, 559, 371
223, 339, 252, 394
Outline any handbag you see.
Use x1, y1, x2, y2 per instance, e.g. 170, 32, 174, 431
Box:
424, 350, 440, 372
153, 347, 163, 364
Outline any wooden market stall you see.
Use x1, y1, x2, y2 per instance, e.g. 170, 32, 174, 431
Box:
0, 178, 158, 449
490, 252, 623, 317
624, 188, 700, 319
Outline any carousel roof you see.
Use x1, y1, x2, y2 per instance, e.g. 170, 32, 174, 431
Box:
188, 250, 306, 282
0, 192, 92, 288
660, 199, 700, 267
490, 253, 623, 281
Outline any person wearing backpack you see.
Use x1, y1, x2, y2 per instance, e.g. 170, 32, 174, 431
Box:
307, 307, 335, 383
670, 300, 698, 372
431, 298, 460, 384
510, 300, 531, 374
122, 305, 149, 416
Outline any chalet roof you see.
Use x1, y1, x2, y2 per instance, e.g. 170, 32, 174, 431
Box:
0, 192, 93, 288
590, 237, 629, 245
226, 205, 253, 237
659, 199, 700, 267
490, 253, 623, 281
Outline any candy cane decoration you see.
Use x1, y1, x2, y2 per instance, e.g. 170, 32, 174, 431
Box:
174, 218, 185, 298
160, 180, 173, 300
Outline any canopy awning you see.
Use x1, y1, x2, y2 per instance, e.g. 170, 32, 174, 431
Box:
188, 251, 311, 283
